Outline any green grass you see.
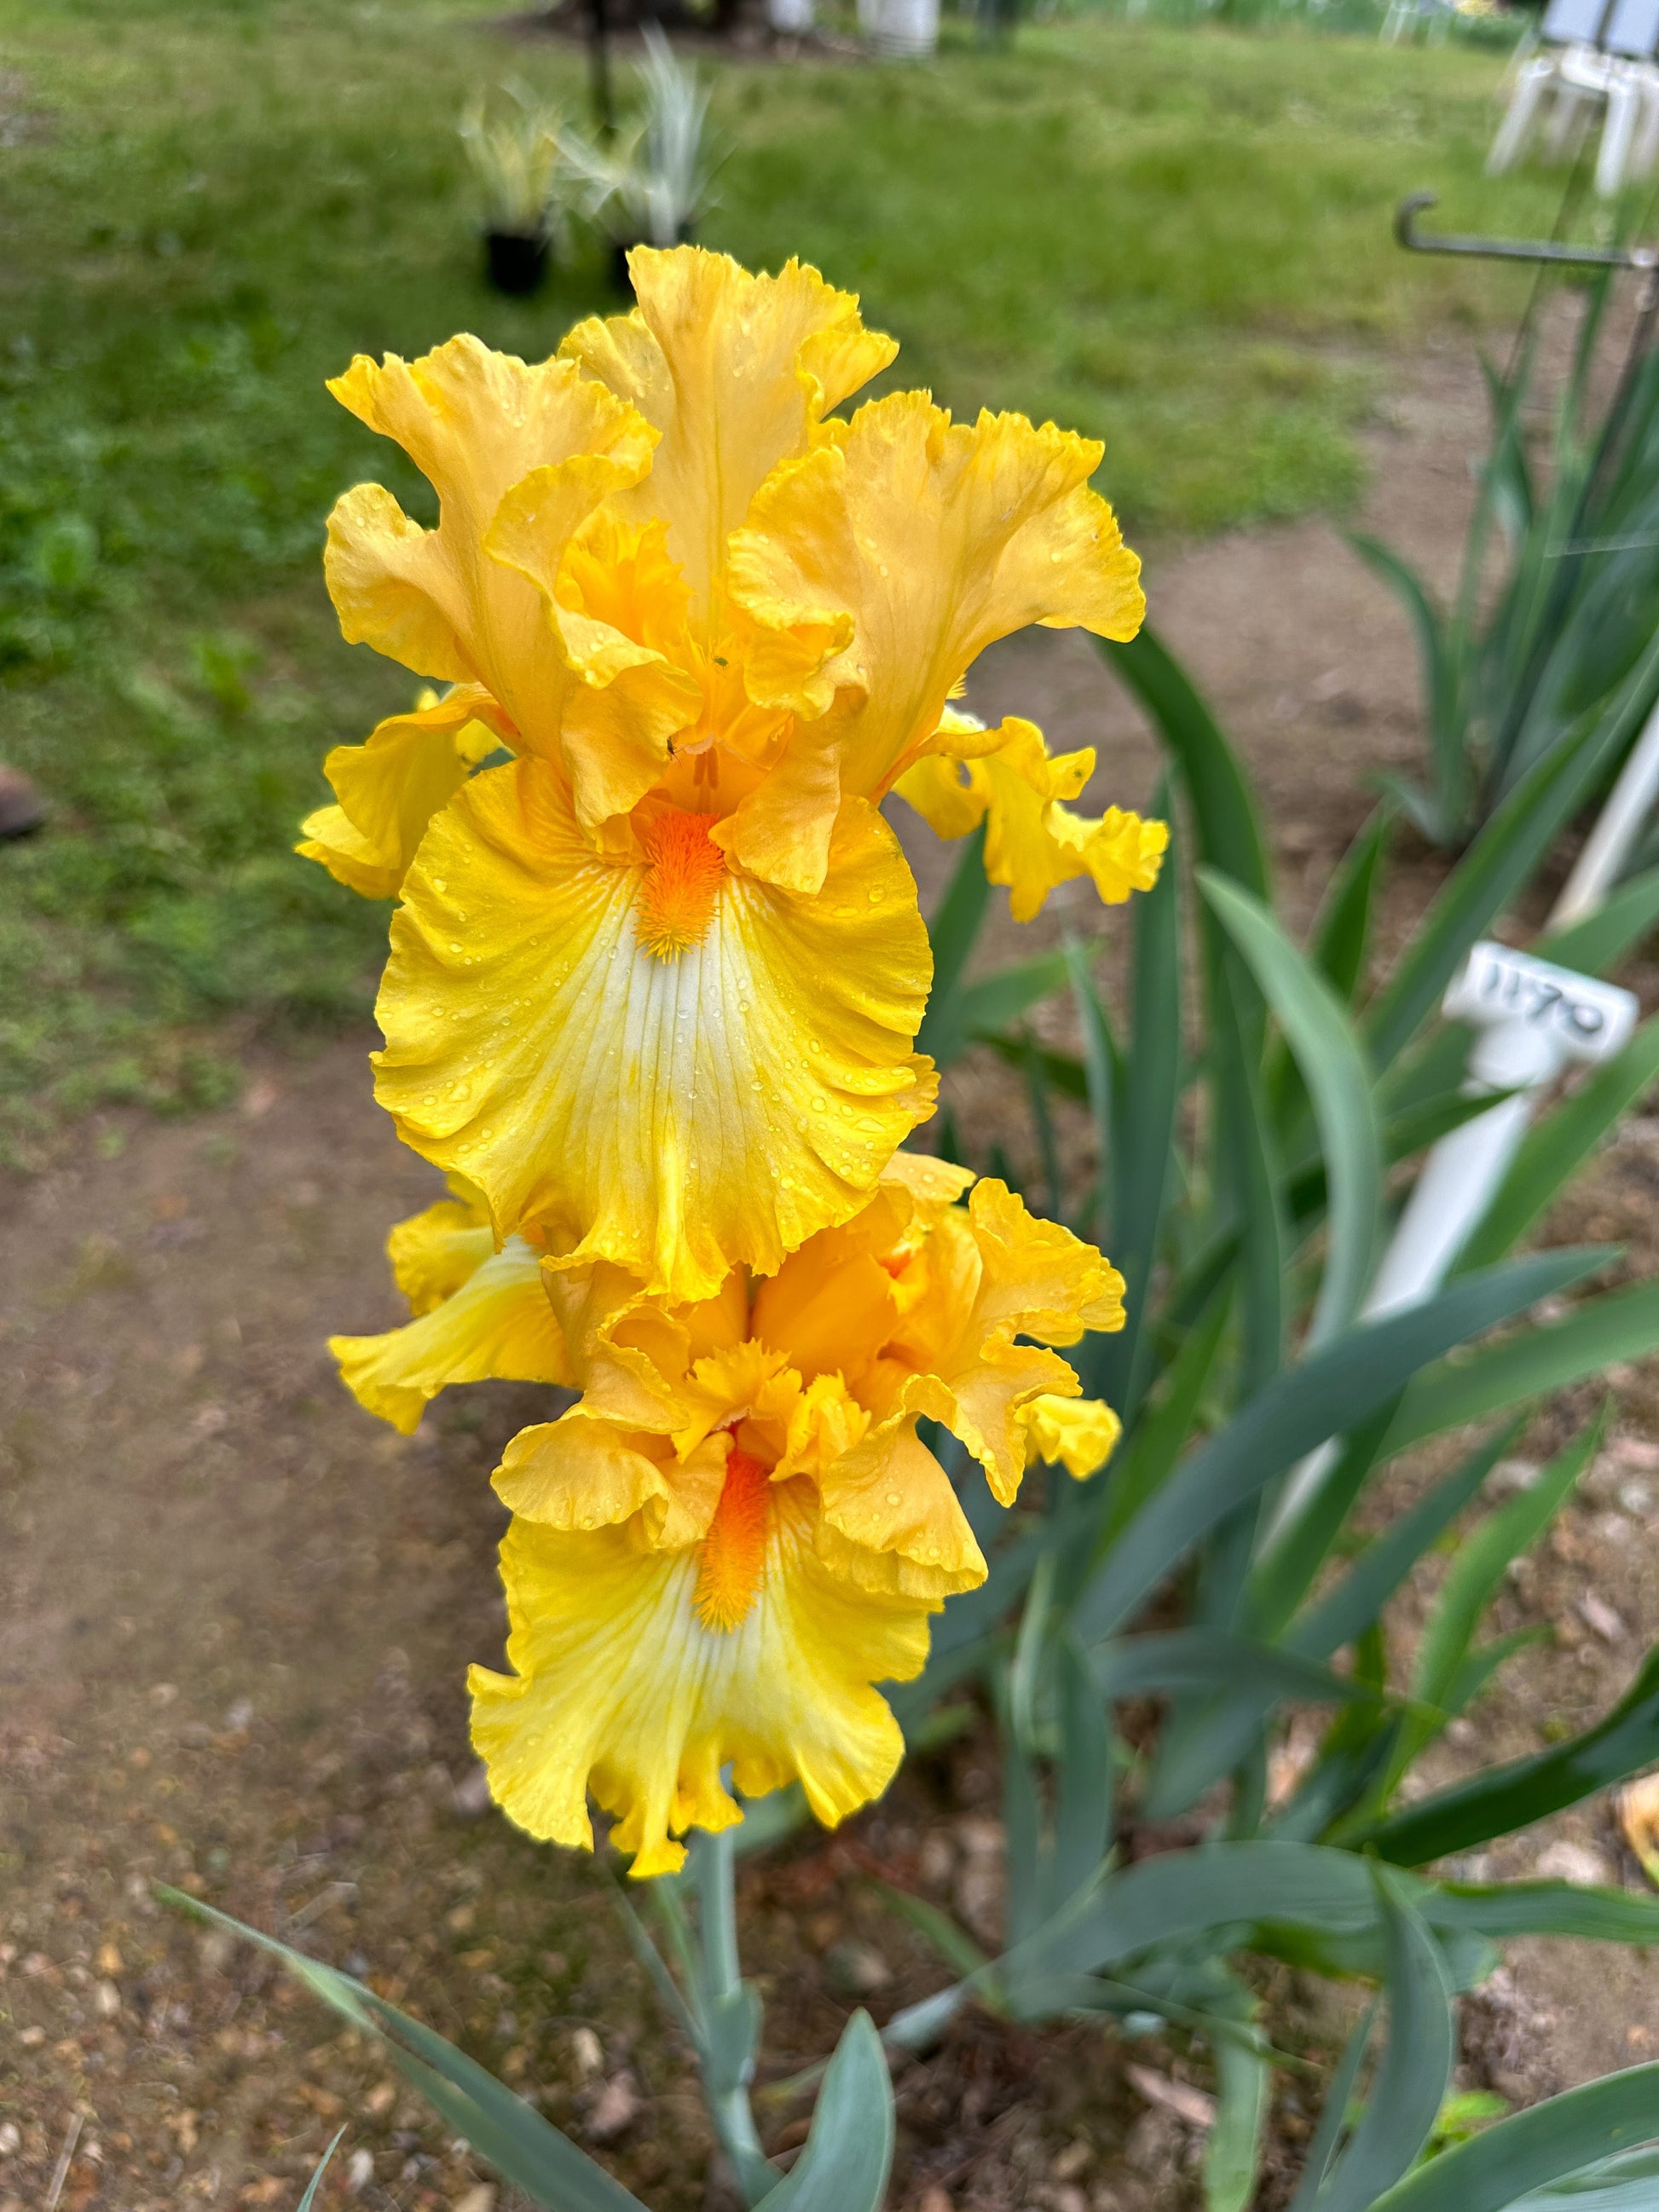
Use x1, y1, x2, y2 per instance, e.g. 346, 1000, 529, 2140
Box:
0, 0, 1577, 1150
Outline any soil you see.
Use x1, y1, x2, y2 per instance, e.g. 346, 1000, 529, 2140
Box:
7, 315, 1659, 2212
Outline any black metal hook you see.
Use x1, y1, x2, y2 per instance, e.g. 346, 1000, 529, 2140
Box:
1395, 190, 1658, 269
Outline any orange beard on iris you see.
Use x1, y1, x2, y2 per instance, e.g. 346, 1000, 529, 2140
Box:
635, 807, 727, 961
693, 1444, 772, 1631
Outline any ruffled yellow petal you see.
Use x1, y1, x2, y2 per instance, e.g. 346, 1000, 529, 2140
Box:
485, 481, 702, 836
1022, 1393, 1122, 1480
966, 1177, 1127, 1345
1048, 803, 1171, 910
385, 1189, 494, 1313
889, 750, 986, 844
883, 1178, 1126, 1504
560, 250, 896, 612
330, 1236, 567, 1435
325, 338, 656, 752
493, 1411, 729, 1544
812, 1418, 986, 1601
470, 1485, 928, 1876
725, 394, 1145, 870
893, 714, 1167, 923
296, 684, 506, 901
373, 759, 936, 1302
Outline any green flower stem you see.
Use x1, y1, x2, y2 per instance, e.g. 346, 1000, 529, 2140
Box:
695, 1826, 775, 2206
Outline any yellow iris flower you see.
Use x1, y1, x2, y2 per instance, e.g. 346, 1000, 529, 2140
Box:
298, 246, 1150, 1302
331, 1155, 1124, 1875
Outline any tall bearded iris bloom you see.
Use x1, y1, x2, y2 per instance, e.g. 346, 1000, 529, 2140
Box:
300, 248, 1152, 1301
331, 1155, 1124, 1876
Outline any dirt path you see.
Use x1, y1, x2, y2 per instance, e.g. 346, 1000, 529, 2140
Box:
6, 328, 1659, 2212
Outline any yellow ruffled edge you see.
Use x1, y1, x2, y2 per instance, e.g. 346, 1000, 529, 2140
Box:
893, 713, 1168, 923
328, 1193, 569, 1435
297, 684, 507, 902
1021, 1393, 1122, 1480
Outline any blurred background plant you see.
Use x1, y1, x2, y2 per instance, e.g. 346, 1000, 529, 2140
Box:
561, 26, 722, 255
1355, 269, 1659, 848
460, 79, 581, 272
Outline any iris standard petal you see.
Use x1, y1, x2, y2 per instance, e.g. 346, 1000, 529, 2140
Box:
560, 250, 896, 612
725, 392, 1146, 865
325, 339, 656, 749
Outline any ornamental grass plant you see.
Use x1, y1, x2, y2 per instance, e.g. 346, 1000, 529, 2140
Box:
165, 245, 1659, 2212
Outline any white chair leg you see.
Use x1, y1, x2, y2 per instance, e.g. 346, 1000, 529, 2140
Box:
1633, 72, 1659, 175
1599, 71, 1641, 196
1546, 77, 1602, 159
1488, 59, 1555, 173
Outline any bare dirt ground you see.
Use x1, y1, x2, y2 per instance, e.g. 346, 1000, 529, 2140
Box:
7, 321, 1659, 2212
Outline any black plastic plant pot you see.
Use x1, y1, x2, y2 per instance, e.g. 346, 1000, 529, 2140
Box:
484, 230, 549, 297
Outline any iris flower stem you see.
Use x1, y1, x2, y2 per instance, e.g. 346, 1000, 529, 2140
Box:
695, 1825, 775, 2205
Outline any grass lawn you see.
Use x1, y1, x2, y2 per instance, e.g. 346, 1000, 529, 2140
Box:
0, 0, 1572, 1152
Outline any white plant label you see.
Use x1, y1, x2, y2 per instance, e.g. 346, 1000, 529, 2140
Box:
1443, 941, 1639, 1064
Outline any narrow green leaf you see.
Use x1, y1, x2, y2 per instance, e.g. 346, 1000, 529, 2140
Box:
1018, 1030, 1064, 1217
1096, 1629, 1387, 1712
1345, 534, 1456, 830
1064, 934, 1121, 1250
1091, 788, 1181, 1419
1073, 1249, 1609, 1643
1202, 869, 1383, 1343
1017, 1841, 1382, 1986
1457, 1019, 1659, 1273
920, 821, 989, 1021
1414, 1415, 1602, 1714
1309, 1872, 1454, 2212
159, 1890, 648, 2212
1313, 805, 1391, 1004
1429, 1879, 1659, 1947
754, 2013, 893, 2212
1251, 1408, 1409, 1643
1212, 939, 1286, 1391
925, 950, 1072, 1070
871, 1882, 991, 1984
1286, 1423, 1523, 1660
298, 2128, 348, 2212
1388, 1279, 1659, 1453
1365, 2065, 1659, 2212
1359, 1643, 1659, 1865
1497, 2146, 1659, 2209
1537, 864, 1659, 977
1205, 1978, 1270, 2212
1287, 2007, 1377, 2212
1097, 627, 1270, 897
1440, 1625, 1552, 1724
1050, 1631, 1114, 1914
983, 1031, 1089, 1104
1090, 1282, 1230, 1557
1001, 1720, 1046, 1955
